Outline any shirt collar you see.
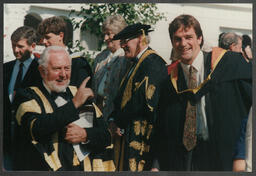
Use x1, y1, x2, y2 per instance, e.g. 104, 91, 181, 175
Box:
180, 51, 204, 73
137, 46, 148, 59
16, 57, 33, 69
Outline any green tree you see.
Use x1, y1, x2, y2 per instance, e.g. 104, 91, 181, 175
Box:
69, 3, 166, 66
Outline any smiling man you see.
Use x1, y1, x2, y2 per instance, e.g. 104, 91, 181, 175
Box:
12, 46, 112, 171
152, 14, 252, 171
109, 23, 168, 171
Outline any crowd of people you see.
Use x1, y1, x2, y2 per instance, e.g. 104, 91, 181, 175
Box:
3, 13, 252, 172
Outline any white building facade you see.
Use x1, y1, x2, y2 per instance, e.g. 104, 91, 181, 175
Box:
3, 3, 252, 64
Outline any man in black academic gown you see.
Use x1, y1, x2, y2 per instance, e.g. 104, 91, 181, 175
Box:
12, 46, 112, 171
109, 23, 168, 171
3, 26, 41, 170
37, 16, 92, 87
152, 14, 252, 171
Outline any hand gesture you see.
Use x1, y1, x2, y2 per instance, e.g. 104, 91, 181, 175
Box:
72, 77, 94, 108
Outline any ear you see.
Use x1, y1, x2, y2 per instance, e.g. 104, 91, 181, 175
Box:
229, 43, 236, 51
31, 42, 36, 50
197, 36, 203, 46
59, 32, 64, 40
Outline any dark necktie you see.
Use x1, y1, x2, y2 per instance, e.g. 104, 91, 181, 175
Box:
183, 65, 197, 151
14, 62, 24, 91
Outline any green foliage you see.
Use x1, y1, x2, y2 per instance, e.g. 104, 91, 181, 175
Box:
69, 3, 166, 66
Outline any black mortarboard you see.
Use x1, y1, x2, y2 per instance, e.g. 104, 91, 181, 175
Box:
113, 23, 153, 40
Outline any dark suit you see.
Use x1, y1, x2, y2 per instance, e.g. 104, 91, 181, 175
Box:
153, 49, 252, 171
3, 58, 41, 170
69, 53, 92, 88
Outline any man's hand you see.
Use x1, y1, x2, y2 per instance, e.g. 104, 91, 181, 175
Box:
72, 77, 94, 108
65, 123, 87, 144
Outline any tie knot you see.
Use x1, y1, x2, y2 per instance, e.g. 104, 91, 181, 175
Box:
189, 65, 196, 75
51, 91, 68, 99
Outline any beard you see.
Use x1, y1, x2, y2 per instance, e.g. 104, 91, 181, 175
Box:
46, 79, 70, 93
17, 50, 31, 62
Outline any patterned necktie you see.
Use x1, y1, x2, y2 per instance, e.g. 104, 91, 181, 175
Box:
14, 62, 24, 91
183, 65, 197, 151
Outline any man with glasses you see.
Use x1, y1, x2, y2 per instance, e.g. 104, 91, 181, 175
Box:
109, 23, 168, 171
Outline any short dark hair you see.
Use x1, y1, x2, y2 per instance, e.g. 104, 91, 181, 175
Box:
11, 26, 38, 45
38, 16, 67, 37
169, 14, 204, 48
219, 32, 241, 50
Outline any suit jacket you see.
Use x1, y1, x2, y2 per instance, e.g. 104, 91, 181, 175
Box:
3, 58, 41, 170
12, 82, 111, 171
69, 53, 92, 88
153, 49, 252, 171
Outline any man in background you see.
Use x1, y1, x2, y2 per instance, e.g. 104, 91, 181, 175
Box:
3, 26, 41, 170
37, 16, 92, 87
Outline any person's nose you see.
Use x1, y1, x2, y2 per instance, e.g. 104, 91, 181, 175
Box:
180, 38, 187, 47
104, 34, 109, 42
59, 68, 66, 78
13, 46, 19, 53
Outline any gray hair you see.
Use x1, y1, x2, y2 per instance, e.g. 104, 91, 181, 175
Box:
39, 46, 71, 68
219, 32, 242, 50
102, 15, 127, 34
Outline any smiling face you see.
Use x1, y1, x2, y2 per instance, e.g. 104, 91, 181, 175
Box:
171, 26, 202, 65
42, 32, 65, 47
40, 50, 71, 92
104, 29, 121, 53
12, 38, 35, 61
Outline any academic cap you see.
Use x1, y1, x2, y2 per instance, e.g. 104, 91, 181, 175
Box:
113, 23, 153, 40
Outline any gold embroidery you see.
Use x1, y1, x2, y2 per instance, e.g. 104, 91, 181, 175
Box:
92, 102, 103, 118
147, 104, 154, 112
138, 160, 145, 171
30, 87, 53, 113
106, 144, 114, 149
73, 151, 80, 166
103, 160, 116, 171
93, 159, 104, 171
16, 99, 41, 125
121, 50, 157, 109
134, 76, 149, 92
83, 156, 92, 171
30, 87, 62, 171
43, 132, 61, 171
146, 84, 156, 100
68, 86, 77, 96
30, 119, 37, 144
129, 158, 137, 171
134, 121, 141, 135
129, 141, 150, 155
141, 120, 147, 136
146, 124, 153, 140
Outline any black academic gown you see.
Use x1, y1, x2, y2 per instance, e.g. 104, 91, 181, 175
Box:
69, 54, 93, 88
3, 58, 41, 170
112, 48, 168, 171
12, 82, 111, 171
153, 50, 252, 171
